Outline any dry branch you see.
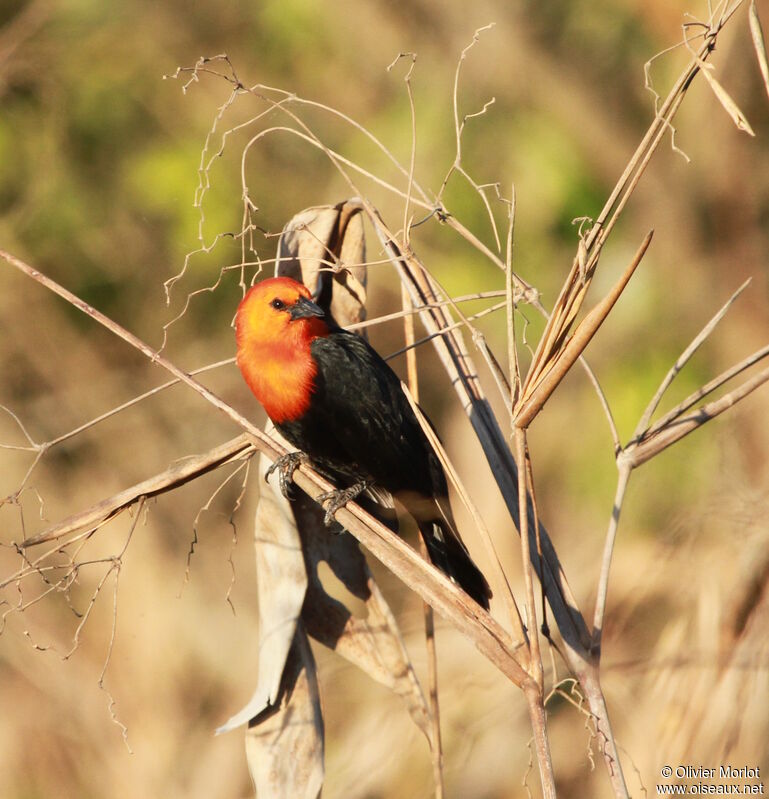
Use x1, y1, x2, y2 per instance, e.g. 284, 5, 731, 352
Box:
626, 363, 769, 468
642, 341, 769, 440
19, 435, 255, 548
593, 283, 769, 648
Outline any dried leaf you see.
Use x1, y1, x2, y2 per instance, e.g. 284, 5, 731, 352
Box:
749, 0, 769, 102
216, 433, 309, 733
699, 60, 755, 136
277, 200, 368, 324
515, 231, 652, 428
293, 490, 432, 742
244, 627, 324, 799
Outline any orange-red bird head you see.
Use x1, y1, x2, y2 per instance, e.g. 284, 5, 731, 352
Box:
235, 277, 329, 423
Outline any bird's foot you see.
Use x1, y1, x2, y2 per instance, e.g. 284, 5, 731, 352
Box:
265, 451, 310, 499
317, 481, 370, 527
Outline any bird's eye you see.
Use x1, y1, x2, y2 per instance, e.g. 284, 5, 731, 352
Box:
270, 298, 286, 310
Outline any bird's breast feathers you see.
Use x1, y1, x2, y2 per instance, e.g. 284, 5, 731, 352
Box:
237, 340, 318, 424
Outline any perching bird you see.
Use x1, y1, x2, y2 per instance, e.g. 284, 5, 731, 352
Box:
236, 276, 491, 609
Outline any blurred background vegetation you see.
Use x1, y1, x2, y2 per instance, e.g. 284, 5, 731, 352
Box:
1, 0, 768, 797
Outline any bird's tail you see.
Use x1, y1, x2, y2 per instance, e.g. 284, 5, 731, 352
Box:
415, 497, 491, 610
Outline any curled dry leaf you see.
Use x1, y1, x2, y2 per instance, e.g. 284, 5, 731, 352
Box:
276, 199, 368, 325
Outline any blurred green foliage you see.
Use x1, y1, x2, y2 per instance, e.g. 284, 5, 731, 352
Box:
1, 1, 769, 797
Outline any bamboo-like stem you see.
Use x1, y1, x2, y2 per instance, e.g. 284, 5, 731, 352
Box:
513, 427, 554, 796
401, 282, 444, 799
524, 681, 557, 799
514, 427, 543, 689
580, 668, 627, 794
591, 462, 632, 649
366, 208, 591, 654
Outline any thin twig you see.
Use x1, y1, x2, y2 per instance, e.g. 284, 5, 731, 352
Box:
97, 496, 143, 752
591, 462, 632, 649
626, 362, 769, 468
514, 428, 543, 688
505, 184, 521, 414
633, 279, 751, 439
400, 283, 444, 799
643, 341, 769, 441
401, 383, 527, 648
437, 24, 501, 252
18, 435, 255, 548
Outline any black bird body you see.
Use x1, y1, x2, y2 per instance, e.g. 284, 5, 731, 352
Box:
236, 277, 492, 609
280, 331, 438, 495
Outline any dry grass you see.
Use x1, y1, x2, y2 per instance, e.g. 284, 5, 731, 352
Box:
1, 1, 769, 797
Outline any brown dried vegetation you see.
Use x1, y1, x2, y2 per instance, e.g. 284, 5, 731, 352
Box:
2, 1, 769, 797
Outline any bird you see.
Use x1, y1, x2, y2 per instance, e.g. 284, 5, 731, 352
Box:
235, 276, 492, 609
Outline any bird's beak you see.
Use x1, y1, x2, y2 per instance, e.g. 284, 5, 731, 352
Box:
289, 295, 325, 320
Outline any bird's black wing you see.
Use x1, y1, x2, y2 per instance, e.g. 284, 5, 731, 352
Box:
293, 330, 434, 493
279, 328, 492, 609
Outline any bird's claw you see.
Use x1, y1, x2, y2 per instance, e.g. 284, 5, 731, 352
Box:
265, 452, 310, 499
317, 481, 370, 527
